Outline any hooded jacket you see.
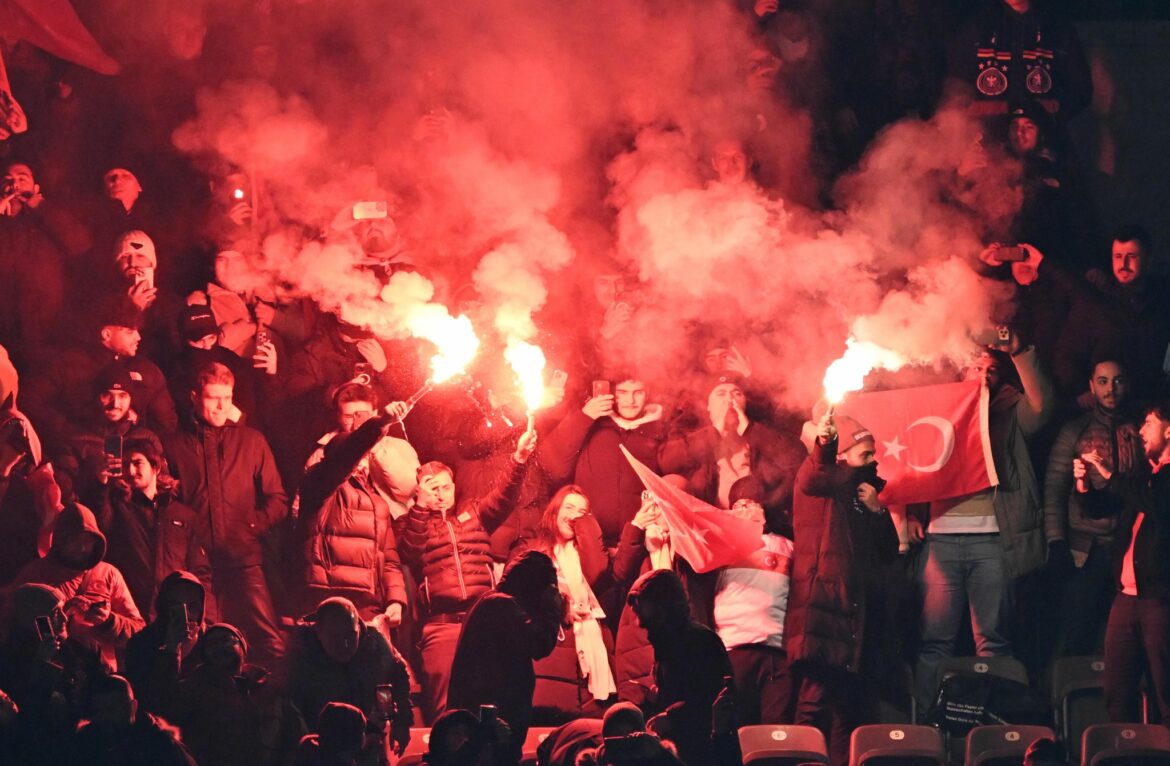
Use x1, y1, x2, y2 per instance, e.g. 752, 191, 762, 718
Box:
0, 405, 46, 583
164, 416, 288, 568
13, 502, 145, 667
626, 569, 730, 766
543, 405, 669, 546
298, 414, 408, 615
175, 624, 306, 766
783, 438, 899, 673
448, 551, 561, 761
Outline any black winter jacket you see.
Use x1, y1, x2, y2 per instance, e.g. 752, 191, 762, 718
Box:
298, 414, 407, 614
164, 419, 288, 568
659, 421, 804, 522
87, 482, 212, 621
1086, 465, 1170, 599
783, 438, 899, 673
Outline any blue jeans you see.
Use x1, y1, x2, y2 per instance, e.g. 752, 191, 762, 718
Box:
914, 533, 1014, 708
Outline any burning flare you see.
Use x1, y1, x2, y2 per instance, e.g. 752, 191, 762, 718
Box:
822, 339, 907, 404
505, 340, 547, 414
407, 309, 480, 384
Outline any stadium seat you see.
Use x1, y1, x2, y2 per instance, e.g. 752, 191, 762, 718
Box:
1081, 723, 1170, 766
1050, 656, 1108, 748
965, 724, 1056, 766
938, 656, 1029, 688
738, 724, 830, 765
849, 724, 945, 766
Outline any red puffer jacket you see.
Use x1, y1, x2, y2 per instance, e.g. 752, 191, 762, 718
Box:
400, 459, 527, 616
298, 414, 408, 615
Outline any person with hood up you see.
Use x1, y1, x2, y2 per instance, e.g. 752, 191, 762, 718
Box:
448, 550, 565, 765
785, 409, 899, 766
0, 343, 54, 584
286, 597, 413, 763
12, 500, 145, 669
625, 568, 731, 766
172, 622, 305, 766
123, 570, 209, 716
59, 672, 197, 766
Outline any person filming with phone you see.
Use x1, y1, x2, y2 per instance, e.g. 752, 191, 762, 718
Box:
54, 365, 162, 505
543, 375, 668, 549
11, 495, 145, 670
287, 596, 413, 763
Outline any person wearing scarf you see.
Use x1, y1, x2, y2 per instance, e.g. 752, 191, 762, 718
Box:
533, 485, 618, 714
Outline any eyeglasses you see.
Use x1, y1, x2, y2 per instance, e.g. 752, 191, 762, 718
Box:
339, 410, 375, 426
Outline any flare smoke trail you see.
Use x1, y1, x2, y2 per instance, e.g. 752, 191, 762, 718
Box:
160, 0, 1022, 412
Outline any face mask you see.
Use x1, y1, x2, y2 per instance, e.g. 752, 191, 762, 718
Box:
854, 462, 887, 493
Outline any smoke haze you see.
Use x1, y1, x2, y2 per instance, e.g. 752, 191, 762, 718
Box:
156, 0, 1023, 414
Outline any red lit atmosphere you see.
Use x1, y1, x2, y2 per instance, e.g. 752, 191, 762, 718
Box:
1, 2, 1170, 765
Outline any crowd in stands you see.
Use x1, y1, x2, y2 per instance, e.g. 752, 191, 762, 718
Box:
1, 1, 1168, 765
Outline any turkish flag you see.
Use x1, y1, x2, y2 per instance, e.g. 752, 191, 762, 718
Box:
835, 380, 997, 505
0, 1, 120, 75
620, 445, 762, 573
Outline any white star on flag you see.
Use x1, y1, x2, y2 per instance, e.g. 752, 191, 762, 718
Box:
883, 436, 907, 461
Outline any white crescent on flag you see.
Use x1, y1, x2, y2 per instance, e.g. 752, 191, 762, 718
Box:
905, 416, 956, 473
836, 380, 997, 505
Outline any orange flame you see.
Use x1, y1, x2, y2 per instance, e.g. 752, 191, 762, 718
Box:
505, 340, 546, 413
823, 339, 906, 404
406, 308, 480, 383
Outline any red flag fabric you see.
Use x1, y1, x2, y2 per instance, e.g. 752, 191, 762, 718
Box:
835, 380, 997, 505
620, 445, 762, 573
0, 0, 120, 75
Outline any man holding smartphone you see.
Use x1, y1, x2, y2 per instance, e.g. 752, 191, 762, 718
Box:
56, 365, 162, 502
544, 375, 668, 549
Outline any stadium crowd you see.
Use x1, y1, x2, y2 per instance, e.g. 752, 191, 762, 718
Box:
0, 1, 1167, 765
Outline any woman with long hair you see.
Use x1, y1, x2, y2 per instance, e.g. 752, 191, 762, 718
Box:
532, 484, 620, 718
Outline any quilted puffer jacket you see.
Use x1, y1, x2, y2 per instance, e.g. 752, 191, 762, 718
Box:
399, 459, 526, 616
1043, 405, 1142, 550
298, 414, 407, 615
